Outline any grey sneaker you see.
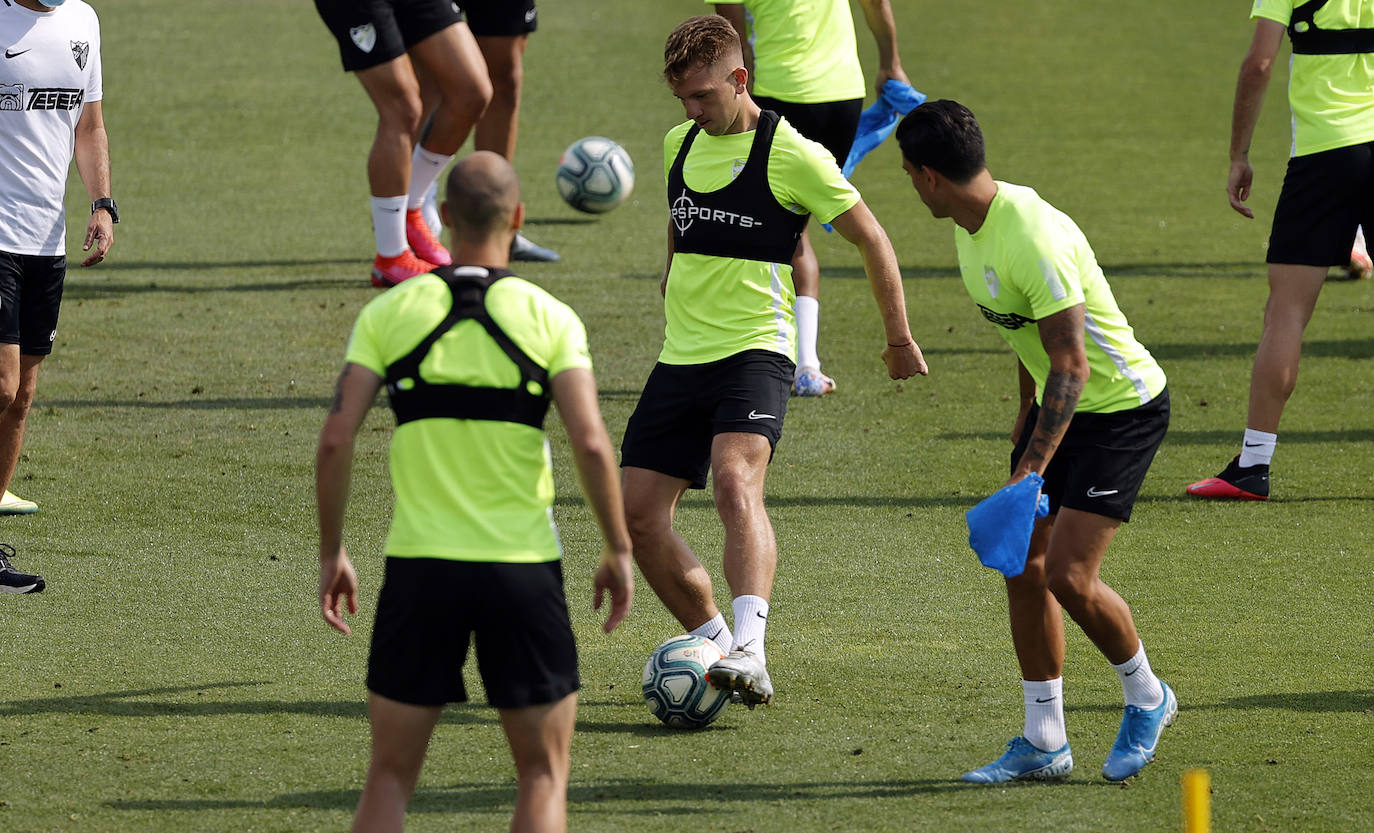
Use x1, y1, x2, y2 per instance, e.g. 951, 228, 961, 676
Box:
511, 232, 561, 263
707, 649, 772, 709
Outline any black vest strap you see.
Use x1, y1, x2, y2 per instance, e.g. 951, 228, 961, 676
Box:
384, 266, 551, 429
1289, 0, 1374, 54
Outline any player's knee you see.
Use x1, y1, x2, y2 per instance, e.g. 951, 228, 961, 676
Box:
623, 499, 666, 545
378, 92, 425, 138
1045, 564, 1091, 607
440, 76, 493, 125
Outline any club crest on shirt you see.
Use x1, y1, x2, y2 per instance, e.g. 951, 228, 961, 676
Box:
984, 266, 1000, 297
0, 83, 21, 111
731, 157, 746, 180
349, 23, 377, 53
71, 41, 89, 70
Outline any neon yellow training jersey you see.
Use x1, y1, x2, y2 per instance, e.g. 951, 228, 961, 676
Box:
954, 183, 1167, 415
713, 0, 865, 103
660, 117, 859, 365
1252, 0, 1374, 156
345, 271, 592, 563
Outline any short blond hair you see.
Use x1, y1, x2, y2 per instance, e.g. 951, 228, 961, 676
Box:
663, 15, 740, 86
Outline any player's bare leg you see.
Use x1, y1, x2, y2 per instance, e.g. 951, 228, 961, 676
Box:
474, 34, 527, 160
1188, 262, 1326, 499
500, 692, 577, 833
1246, 263, 1327, 434
352, 694, 442, 833
622, 466, 721, 629
705, 432, 777, 706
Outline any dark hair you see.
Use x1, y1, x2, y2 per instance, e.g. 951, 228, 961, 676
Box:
895, 99, 986, 184
663, 15, 740, 85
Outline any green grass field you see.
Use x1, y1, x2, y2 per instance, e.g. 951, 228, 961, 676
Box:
1, 1, 1371, 831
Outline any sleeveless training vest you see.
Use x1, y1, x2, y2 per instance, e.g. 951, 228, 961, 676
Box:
384, 266, 551, 429
667, 109, 810, 264
1288, 0, 1374, 55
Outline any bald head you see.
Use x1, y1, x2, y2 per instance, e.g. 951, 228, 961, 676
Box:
444, 151, 522, 240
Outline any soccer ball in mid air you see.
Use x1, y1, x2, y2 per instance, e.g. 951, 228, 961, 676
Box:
641, 634, 729, 729
556, 136, 635, 214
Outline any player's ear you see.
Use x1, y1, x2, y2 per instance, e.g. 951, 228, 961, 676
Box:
729, 66, 748, 92
512, 202, 525, 231
440, 201, 451, 230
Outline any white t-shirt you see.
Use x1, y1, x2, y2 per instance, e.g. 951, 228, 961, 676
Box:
0, 0, 103, 256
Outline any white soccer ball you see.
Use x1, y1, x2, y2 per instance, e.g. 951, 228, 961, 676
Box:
641, 634, 729, 730
556, 136, 635, 214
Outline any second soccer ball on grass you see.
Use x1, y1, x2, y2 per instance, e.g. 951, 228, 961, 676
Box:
556, 136, 635, 214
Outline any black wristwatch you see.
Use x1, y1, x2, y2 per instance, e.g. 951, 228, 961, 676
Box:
91, 197, 119, 224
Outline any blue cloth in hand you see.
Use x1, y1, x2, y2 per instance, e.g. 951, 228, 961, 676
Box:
822, 79, 927, 233
965, 473, 1051, 578
841, 79, 928, 178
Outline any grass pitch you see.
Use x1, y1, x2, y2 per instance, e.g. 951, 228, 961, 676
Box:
0, 1, 1371, 832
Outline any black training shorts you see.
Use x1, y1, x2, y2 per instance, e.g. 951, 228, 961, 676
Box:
1267, 141, 1374, 267
620, 349, 794, 489
0, 251, 65, 356
315, 0, 464, 72
366, 557, 579, 709
1011, 389, 1170, 522
460, 0, 537, 36
753, 96, 863, 170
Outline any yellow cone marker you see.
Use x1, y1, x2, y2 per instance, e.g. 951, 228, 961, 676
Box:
1182, 768, 1211, 833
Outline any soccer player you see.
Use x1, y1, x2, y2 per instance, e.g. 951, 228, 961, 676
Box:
712, 0, 908, 396
314, 0, 492, 287
897, 100, 1175, 782
316, 152, 633, 832
1187, 1, 1374, 500
0, 0, 116, 591
621, 15, 926, 708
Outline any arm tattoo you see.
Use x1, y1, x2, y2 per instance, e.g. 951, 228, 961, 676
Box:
328, 365, 351, 415
1018, 368, 1084, 473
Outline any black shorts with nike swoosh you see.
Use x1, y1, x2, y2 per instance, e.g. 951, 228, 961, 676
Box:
460, 0, 537, 37
621, 349, 794, 490
1012, 388, 1169, 522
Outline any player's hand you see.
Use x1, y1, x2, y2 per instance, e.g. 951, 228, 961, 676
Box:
1227, 157, 1255, 219
875, 66, 910, 99
593, 544, 634, 633
881, 339, 928, 379
80, 211, 114, 267
319, 548, 359, 635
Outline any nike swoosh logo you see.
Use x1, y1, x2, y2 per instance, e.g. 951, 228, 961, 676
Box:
747, 410, 776, 420
1085, 486, 1119, 498
381, 207, 401, 213
5, 48, 31, 59
1123, 667, 1138, 676
1034, 696, 1057, 703
755, 611, 767, 619
1244, 441, 1264, 447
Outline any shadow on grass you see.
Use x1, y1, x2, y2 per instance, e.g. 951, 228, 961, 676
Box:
0, 682, 493, 726
65, 275, 363, 298
107, 775, 1083, 814
37, 396, 334, 411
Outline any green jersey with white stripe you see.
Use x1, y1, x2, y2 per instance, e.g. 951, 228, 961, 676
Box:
954, 182, 1166, 414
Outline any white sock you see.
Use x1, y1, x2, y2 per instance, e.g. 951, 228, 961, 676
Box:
794, 295, 821, 372
421, 180, 442, 235
1111, 641, 1164, 709
407, 146, 452, 211
370, 195, 408, 257
1022, 678, 1068, 752
730, 595, 769, 665
1238, 428, 1277, 468
1356, 224, 1367, 256
689, 613, 732, 657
